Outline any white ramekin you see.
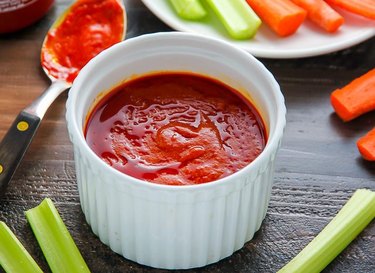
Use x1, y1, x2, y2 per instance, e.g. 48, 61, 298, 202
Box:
66, 32, 286, 269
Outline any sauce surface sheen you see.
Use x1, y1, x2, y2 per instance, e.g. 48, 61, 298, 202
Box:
85, 73, 267, 185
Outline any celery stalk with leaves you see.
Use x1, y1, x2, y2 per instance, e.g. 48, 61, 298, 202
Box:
0, 221, 43, 273
25, 198, 91, 273
278, 189, 375, 273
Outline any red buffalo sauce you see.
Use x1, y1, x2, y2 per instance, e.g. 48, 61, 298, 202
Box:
41, 0, 124, 83
85, 73, 267, 186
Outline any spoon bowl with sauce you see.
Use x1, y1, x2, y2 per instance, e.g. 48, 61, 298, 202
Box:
0, 0, 126, 193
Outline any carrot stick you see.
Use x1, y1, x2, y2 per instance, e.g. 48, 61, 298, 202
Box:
290, 0, 344, 32
357, 128, 375, 161
325, 0, 375, 20
246, 0, 307, 37
330, 68, 375, 122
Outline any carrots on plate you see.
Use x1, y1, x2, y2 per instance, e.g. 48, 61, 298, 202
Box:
325, 0, 375, 20
331, 68, 375, 122
357, 128, 375, 161
246, 0, 307, 36
290, 0, 344, 32
170, 0, 374, 39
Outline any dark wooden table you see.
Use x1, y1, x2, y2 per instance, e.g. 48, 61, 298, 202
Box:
0, 1, 374, 272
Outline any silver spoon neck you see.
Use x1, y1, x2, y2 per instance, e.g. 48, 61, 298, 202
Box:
24, 80, 71, 119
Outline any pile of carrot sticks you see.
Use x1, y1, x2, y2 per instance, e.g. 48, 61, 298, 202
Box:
331, 68, 375, 161
247, 0, 375, 36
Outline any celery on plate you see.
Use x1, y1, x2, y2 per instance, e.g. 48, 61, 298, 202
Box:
206, 0, 261, 39
169, 0, 207, 20
0, 221, 43, 273
278, 189, 375, 273
25, 198, 91, 273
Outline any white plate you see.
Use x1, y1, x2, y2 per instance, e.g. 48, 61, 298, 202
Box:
141, 0, 375, 58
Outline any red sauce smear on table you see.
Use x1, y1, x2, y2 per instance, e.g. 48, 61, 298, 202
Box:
85, 73, 267, 186
41, 0, 124, 83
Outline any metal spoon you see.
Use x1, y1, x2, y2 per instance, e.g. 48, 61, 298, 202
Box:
0, 0, 126, 194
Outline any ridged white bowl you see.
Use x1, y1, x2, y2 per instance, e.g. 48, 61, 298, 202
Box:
66, 32, 286, 269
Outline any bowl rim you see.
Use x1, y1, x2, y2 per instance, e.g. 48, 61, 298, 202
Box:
67, 32, 286, 191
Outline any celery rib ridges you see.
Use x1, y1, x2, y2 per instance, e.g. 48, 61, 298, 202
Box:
169, 0, 207, 20
0, 221, 43, 273
25, 198, 91, 273
278, 189, 375, 273
206, 0, 261, 39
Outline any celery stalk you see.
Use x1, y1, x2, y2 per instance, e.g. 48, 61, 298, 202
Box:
0, 222, 43, 273
278, 189, 375, 273
206, 0, 261, 39
169, 0, 207, 20
25, 198, 90, 273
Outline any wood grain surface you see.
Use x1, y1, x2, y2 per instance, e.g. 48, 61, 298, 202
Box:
0, 0, 374, 272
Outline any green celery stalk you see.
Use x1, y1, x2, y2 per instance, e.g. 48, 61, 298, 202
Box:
278, 189, 375, 273
169, 0, 207, 20
25, 198, 90, 273
0, 221, 43, 273
206, 0, 261, 39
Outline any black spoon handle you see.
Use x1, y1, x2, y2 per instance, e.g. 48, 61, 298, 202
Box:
0, 80, 69, 195
0, 111, 41, 193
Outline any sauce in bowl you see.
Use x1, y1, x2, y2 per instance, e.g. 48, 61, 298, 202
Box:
85, 72, 267, 185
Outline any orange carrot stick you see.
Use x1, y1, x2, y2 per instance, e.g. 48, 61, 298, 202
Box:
330, 68, 375, 122
246, 0, 307, 37
357, 128, 375, 161
291, 0, 344, 32
325, 0, 375, 20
